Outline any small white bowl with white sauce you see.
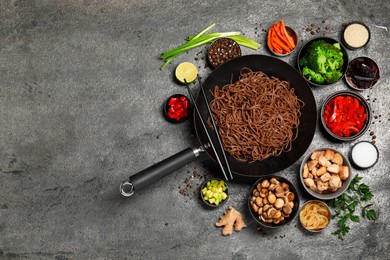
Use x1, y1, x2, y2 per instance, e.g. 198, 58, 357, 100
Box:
350, 141, 379, 169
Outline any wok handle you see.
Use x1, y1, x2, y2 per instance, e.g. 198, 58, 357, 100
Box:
120, 147, 203, 196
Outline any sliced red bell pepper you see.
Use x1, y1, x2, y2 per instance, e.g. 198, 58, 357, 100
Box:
323, 95, 367, 137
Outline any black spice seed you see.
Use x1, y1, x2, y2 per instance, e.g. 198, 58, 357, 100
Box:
373, 135, 376, 139
208, 38, 241, 68
311, 31, 315, 35
371, 140, 376, 145
370, 131, 375, 136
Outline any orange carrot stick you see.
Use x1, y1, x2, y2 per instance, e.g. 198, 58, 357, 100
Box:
280, 20, 296, 48
274, 22, 294, 50
272, 41, 284, 54
273, 24, 293, 51
271, 28, 291, 53
268, 29, 277, 53
268, 29, 283, 54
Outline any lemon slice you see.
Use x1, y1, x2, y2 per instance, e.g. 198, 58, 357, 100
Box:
175, 62, 198, 84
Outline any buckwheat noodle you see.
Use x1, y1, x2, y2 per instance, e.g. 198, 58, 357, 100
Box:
209, 68, 304, 162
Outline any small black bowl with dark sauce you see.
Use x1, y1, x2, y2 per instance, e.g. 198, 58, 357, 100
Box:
345, 57, 380, 91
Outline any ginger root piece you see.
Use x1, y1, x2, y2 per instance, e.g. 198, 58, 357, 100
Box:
216, 206, 246, 236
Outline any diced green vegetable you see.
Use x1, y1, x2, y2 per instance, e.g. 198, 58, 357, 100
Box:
201, 179, 228, 205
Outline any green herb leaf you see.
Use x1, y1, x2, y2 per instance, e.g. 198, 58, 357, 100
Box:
351, 175, 362, 185
366, 209, 377, 220
350, 215, 360, 222
361, 191, 373, 201
328, 175, 376, 240
347, 201, 357, 213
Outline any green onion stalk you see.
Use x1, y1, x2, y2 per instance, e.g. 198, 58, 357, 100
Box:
160, 23, 260, 70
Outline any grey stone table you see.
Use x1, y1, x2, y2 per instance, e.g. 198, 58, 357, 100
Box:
1, 0, 389, 259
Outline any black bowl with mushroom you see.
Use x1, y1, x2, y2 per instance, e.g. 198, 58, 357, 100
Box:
248, 176, 300, 229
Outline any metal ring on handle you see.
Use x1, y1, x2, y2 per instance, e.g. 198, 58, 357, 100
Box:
120, 181, 134, 197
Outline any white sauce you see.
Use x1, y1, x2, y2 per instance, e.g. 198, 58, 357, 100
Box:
351, 141, 378, 168
344, 23, 369, 48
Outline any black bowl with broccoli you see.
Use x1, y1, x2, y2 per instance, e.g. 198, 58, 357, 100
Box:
298, 37, 348, 86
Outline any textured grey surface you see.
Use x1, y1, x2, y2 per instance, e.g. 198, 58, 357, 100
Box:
0, 0, 389, 259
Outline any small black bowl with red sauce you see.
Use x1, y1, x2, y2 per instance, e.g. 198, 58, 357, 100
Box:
320, 91, 372, 142
163, 94, 191, 123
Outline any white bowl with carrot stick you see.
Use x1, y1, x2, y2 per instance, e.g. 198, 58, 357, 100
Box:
267, 20, 298, 56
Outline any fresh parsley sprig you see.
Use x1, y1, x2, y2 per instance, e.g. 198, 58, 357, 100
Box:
328, 174, 377, 240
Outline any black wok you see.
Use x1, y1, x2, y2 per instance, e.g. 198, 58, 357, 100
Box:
120, 55, 316, 197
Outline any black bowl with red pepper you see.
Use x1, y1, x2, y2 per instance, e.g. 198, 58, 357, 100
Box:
321, 90, 372, 142
163, 94, 191, 123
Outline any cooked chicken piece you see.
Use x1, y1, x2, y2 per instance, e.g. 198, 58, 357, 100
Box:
331, 153, 343, 166
316, 166, 327, 177
303, 163, 309, 178
329, 174, 342, 190
320, 172, 331, 182
327, 164, 340, 174
310, 151, 325, 160
339, 166, 350, 180
304, 178, 316, 191
318, 156, 331, 167
317, 180, 329, 192
325, 149, 335, 160
311, 167, 317, 177
307, 160, 318, 171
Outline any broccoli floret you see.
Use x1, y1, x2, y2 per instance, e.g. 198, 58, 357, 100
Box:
307, 50, 327, 74
299, 56, 309, 67
333, 43, 341, 50
323, 70, 343, 83
302, 67, 325, 84
300, 40, 344, 84
308, 40, 326, 52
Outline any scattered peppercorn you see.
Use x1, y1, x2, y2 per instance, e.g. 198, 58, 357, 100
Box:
179, 163, 209, 197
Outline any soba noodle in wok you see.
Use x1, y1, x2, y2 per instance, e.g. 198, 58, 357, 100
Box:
209, 68, 304, 162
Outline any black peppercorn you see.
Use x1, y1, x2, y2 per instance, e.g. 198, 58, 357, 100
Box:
207, 38, 241, 68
